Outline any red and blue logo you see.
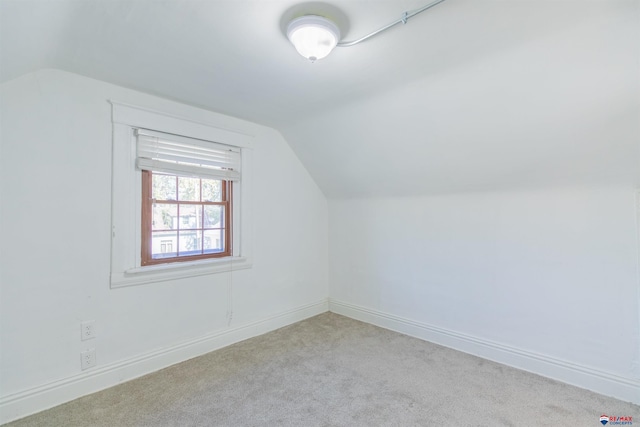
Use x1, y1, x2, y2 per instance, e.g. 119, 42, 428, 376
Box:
601, 415, 633, 426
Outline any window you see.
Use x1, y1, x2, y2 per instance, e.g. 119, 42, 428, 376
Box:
110, 101, 253, 288
136, 129, 239, 266
142, 172, 232, 265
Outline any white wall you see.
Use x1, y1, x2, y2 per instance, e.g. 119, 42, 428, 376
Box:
0, 69, 328, 422
329, 186, 640, 403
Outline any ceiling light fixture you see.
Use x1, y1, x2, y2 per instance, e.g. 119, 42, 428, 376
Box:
286, 0, 447, 62
287, 15, 341, 62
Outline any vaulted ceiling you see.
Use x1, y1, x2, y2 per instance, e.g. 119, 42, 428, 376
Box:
2, 0, 638, 198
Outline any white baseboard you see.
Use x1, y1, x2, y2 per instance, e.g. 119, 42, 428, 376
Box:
329, 299, 640, 405
0, 299, 329, 425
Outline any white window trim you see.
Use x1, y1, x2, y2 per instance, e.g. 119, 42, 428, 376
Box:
109, 101, 253, 288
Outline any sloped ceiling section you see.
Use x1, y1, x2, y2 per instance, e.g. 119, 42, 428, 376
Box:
281, 1, 640, 198
1, 0, 638, 198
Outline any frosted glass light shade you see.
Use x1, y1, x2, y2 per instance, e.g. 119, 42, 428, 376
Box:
287, 15, 341, 62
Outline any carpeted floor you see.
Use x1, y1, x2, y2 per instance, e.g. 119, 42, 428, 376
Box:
6, 313, 639, 426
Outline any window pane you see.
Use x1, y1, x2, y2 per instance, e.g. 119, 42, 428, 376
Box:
142, 171, 232, 265
178, 177, 200, 201
151, 231, 177, 258
178, 230, 202, 256
204, 205, 223, 228
178, 204, 199, 229
152, 174, 177, 201
202, 179, 222, 202
152, 204, 177, 231
204, 229, 224, 253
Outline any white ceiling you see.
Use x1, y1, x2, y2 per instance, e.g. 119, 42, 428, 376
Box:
2, 0, 639, 198
1, 0, 458, 126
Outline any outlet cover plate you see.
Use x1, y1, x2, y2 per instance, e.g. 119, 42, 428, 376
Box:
81, 320, 96, 341
81, 348, 96, 370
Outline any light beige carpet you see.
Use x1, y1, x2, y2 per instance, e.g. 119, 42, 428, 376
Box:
6, 313, 638, 426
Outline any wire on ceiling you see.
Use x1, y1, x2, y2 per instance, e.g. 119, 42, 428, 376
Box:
337, 0, 447, 48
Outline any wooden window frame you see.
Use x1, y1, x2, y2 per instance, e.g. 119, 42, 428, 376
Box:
141, 170, 232, 266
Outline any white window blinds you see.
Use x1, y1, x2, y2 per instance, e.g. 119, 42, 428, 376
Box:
136, 129, 241, 181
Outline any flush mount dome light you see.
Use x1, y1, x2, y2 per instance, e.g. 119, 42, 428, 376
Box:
287, 15, 341, 62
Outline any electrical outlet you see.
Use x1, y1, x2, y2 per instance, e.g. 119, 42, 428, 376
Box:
80, 320, 95, 341
81, 348, 96, 370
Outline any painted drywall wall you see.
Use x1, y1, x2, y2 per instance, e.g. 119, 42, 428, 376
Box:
0, 69, 328, 420
329, 187, 640, 402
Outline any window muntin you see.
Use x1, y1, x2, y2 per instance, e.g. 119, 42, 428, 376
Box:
141, 171, 232, 265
